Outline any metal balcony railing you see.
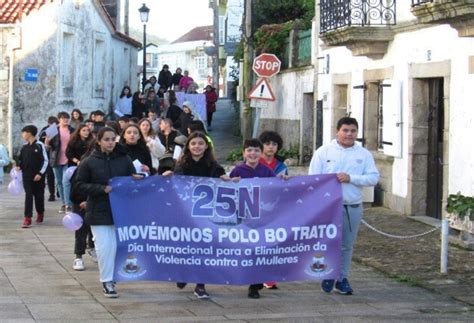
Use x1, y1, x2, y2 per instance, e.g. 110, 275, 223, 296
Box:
411, 0, 433, 6
320, 0, 397, 33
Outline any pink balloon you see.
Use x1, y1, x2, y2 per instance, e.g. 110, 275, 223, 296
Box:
7, 180, 22, 196
62, 213, 83, 231
65, 166, 77, 180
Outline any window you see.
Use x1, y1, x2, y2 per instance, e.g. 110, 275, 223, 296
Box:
219, 16, 226, 45
363, 80, 402, 156
61, 32, 74, 97
93, 38, 105, 98
123, 47, 129, 86
195, 56, 207, 70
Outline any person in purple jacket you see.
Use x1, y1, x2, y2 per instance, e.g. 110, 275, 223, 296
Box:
229, 138, 275, 299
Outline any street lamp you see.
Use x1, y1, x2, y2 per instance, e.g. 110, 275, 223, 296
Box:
139, 3, 150, 92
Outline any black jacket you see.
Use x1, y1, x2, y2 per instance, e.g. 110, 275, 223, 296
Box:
174, 159, 225, 178
48, 125, 75, 167
123, 143, 155, 175
158, 70, 173, 90
178, 112, 195, 137
75, 145, 134, 225
166, 104, 183, 129
19, 140, 49, 180
66, 139, 91, 167
171, 73, 182, 87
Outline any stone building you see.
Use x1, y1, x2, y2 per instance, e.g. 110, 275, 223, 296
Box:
315, 0, 474, 218
0, 0, 140, 155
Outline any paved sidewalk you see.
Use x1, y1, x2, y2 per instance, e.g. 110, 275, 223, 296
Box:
207, 98, 241, 164
1, 183, 473, 322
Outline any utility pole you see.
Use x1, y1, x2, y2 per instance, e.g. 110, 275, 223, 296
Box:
212, 0, 219, 90
241, 0, 253, 140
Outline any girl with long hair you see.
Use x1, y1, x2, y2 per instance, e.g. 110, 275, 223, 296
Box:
163, 131, 231, 299
157, 118, 187, 174
66, 124, 94, 167
165, 90, 182, 129
115, 86, 133, 117
66, 124, 95, 272
70, 109, 84, 129
119, 124, 154, 175
75, 127, 139, 297
138, 118, 165, 172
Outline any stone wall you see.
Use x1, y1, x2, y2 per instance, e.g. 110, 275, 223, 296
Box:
3, 1, 138, 155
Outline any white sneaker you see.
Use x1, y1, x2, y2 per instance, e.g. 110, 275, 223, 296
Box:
73, 258, 85, 271
87, 249, 98, 263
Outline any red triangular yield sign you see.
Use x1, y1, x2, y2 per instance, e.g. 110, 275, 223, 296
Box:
248, 78, 275, 101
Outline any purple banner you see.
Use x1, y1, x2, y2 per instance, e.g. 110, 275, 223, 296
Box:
109, 175, 342, 285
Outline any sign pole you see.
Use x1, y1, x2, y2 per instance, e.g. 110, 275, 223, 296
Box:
252, 107, 261, 138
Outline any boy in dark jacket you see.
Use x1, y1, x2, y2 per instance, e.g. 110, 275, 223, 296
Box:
17, 125, 49, 228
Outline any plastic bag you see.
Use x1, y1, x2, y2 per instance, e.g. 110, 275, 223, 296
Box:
7, 178, 22, 195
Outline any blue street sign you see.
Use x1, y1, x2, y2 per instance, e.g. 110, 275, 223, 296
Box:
24, 69, 39, 82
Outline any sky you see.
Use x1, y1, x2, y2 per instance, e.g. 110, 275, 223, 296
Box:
129, 0, 214, 42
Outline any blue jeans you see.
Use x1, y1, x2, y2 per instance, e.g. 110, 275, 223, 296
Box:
340, 204, 363, 280
53, 165, 71, 206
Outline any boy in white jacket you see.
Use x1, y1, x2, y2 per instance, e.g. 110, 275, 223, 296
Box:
309, 117, 379, 295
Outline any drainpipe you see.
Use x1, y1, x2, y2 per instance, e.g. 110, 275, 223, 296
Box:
312, 5, 321, 152
1, 24, 21, 159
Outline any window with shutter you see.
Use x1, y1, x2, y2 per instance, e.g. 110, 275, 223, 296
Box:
381, 79, 403, 157
351, 84, 365, 145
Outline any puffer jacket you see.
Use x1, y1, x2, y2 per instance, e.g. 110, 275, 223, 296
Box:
75, 145, 134, 225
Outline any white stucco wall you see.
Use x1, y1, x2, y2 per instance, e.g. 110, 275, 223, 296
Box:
6, 0, 138, 152
317, 6, 474, 199
261, 68, 314, 121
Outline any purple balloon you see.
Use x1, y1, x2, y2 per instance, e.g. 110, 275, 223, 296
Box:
62, 213, 83, 231
7, 180, 22, 196
65, 166, 77, 180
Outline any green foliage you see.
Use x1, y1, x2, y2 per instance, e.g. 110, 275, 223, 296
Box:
233, 39, 244, 63
447, 193, 474, 221
253, 0, 315, 30
226, 147, 243, 162
254, 21, 293, 57
278, 145, 299, 160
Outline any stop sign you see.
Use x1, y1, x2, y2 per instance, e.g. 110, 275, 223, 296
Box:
253, 53, 281, 78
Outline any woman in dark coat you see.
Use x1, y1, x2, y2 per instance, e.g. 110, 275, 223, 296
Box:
131, 91, 146, 120
75, 127, 137, 298
158, 64, 173, 90
119, 124, 154, 176
204, 85, 218, 130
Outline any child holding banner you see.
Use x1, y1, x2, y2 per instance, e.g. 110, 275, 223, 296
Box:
75, 127, 140, 298
258, 130, 289, 290
163, 131, 231, 299
119, 124, 154, 176
229, 138, 276, 299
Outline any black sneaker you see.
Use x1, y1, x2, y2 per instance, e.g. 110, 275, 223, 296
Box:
248, 286, 260, 299
176, 282, 187, 289
48, 195, 55, 202
193, 286, 210, 299
58, 205, 66, 214
102, 281, 118, 298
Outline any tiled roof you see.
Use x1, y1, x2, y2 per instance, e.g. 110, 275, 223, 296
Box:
171, 25, 213, 44
0, 0, 53, 24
